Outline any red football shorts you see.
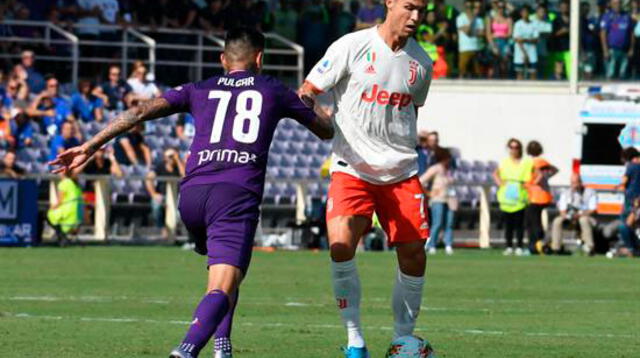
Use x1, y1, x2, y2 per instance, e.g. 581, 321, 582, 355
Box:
326, 172, 429, 245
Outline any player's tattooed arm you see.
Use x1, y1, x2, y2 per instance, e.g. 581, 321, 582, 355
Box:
85, 98, 175, 153
307, 106, 334, 140
50, 98, 176, 173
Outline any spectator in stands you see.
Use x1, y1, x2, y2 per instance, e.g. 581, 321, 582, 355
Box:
421, 147, 458, 255
580, 1, 599, 80
532, 4, 553, 78
299, 0, 330, 71
549, 0, 571, 80
550, 173, 597, 255
4, 72, 30, 108
176, 113, 195, 141
48, 120, 82, 162
600, 0, 635, 79
0, 113, 15, 149
513, 5, 539, 80
127, 61, 161, 101
96, 0, 122, 41
77, 146, 123, 182
198, 0, 226, 33
163, 0, 198, 29
10, 3, 42, 39
223, 0, 258, 30
424, 131, 441, 169
416, 129, 431, 175
47, 170, 83, 246
113, 123, 151, 167
71, 79, 104, 123
0, 150, 25, 178
273, 0, 298, 41
457, 0, 485, 78
485, 0, 513, 78
93, 64, 132, 112
75, 0, 103, 43
433, 0, 459, 77
417, 11, 449, 78
329, 0, 357, 41
10, 102, 34, 149
20, 50, 44, 93
145, 147, 185, 235
9, 64, 31, 95
356, 0, 385, 30
128, 0, 163, 27
254, 1, 275, 32
635, 11, 640, 78
28, 75, 73, 136
525, 140, 558, 254
48, 0, 79, 26
494, 138, 533, 256
632, 0, 640, 78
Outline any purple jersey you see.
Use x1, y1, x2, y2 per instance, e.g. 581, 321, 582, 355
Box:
162, 70, 316, 197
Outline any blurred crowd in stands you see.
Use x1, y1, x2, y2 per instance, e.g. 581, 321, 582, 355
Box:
2, 0, 640, 80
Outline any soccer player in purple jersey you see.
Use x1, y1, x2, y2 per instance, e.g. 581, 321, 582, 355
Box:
50, 27, 333, 358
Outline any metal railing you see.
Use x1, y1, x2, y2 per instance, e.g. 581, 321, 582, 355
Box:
0, 20, 79, 84
0, 20, 305, 87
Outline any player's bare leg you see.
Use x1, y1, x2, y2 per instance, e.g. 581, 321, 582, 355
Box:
170, 264, 242, 358
392, 241, 427, 339
328, 215, 371, 357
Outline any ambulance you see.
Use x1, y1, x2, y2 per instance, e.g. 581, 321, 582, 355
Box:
576, 85, 640, 215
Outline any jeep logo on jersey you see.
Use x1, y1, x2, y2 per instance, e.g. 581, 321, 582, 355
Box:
361, 84, 412, 108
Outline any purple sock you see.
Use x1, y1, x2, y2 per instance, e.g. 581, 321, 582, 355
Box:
179, 290, 230, 357
214, 290, 239, 353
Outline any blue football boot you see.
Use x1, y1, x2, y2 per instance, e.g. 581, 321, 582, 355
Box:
342, 346, 370, 358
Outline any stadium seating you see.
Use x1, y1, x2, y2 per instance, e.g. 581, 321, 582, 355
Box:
15, 107, 522, 206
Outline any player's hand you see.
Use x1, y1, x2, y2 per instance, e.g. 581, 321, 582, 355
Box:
49, 144, 94, 174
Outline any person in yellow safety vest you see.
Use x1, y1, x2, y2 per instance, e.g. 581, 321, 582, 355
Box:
417, 24, 440, 61
417, 19, 449, 78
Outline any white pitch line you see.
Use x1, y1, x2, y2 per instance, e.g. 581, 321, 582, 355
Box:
0, 296, 487, 313
5, 312, 635, 339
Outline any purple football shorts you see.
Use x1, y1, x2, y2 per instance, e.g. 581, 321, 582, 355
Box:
178, 183, 260, 274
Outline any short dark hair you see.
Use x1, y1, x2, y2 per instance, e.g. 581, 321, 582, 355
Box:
526, 140, 543, 156
224, 27, 265, 63
434, 147, 452, 163
44, 73, 57, 82
621, 147, 640, 162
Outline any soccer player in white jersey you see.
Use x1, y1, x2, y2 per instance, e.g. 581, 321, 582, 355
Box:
298, 0, 433, 357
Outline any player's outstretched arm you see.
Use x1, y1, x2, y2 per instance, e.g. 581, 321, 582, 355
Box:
49, 98, 176, 173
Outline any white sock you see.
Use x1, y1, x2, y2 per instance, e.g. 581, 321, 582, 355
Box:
392, 268, 425, 339
331, 259, 365, 348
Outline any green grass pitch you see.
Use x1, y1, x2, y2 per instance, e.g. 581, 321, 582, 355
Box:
0, 247, 638, 357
